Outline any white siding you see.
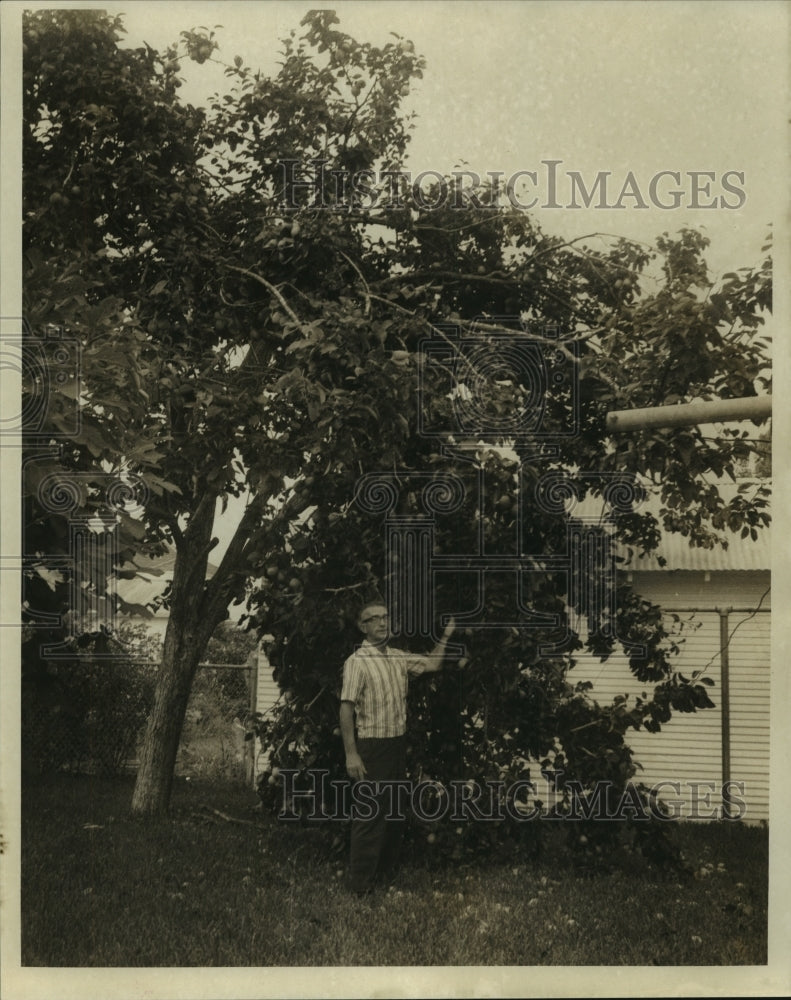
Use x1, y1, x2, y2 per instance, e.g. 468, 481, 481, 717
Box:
728, 611, 771, 822
571, 611, 725, 819
252, 649, 282, 781
569, 569, 771, 822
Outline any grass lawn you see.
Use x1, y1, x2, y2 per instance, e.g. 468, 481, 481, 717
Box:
20, 774, 768, 967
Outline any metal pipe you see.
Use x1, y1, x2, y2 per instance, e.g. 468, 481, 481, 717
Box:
648, 607, 770, 615
606, 395, 771, 432
718, 609, 732, 820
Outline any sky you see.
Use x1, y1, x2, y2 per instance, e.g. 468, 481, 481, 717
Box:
106, 0, 786, 281
101, 0, 788, 562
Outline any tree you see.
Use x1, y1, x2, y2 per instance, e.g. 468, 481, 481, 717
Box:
249, 213, 771, 858
22, 9, 770, 822
23, 8, 428, 814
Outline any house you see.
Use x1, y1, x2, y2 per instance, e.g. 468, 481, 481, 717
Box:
570, 513, 770, 823
249, 641, 281, 776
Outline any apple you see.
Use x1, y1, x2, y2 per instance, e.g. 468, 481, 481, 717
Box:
332, 726, 341, 737
427, 833, 437, 844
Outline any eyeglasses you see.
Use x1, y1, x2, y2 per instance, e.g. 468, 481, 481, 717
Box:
360, 614, 388, 624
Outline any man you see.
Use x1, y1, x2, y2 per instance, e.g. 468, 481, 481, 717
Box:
339, 601, 457, 895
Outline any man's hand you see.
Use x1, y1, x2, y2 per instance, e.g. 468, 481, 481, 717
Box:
441, 617, 456, 641
422, 617, 459, 671
346, 752, 367, 781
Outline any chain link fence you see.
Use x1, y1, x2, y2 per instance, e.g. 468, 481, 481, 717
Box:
22, 659, 257, 785
173, 662, 256, 784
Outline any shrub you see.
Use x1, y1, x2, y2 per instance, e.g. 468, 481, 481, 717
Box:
22, 626, 158, 777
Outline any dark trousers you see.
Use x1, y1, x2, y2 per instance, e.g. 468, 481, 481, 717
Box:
349, 735, 406, 893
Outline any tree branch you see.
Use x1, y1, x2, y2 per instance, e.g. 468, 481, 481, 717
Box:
370, 267, 581, 314
525, 231, 654, 265
224, 264, 309, 334
372, 269, 517, 290
338, 249, 371, 316
322, 581, 369, 594
197, 805, 256, 826
201, 490, 271, 622
304, 685, 327, 711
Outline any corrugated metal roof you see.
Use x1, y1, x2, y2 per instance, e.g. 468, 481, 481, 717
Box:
623, 527, 771, 572
566, 481, 771, 572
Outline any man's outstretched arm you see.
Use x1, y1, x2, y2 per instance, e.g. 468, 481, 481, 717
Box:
421, 617, 457, 672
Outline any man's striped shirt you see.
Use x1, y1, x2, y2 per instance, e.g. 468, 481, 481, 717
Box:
340, 640, 432, 738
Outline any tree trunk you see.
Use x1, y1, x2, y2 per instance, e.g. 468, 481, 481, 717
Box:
131, 578, 225, 814
129, 486, 266, 815
130, 616, 205, 815
131, 494, 223, 816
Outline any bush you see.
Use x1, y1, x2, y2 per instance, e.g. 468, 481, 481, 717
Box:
251, 689, 689, 875
22, 628, 158, 776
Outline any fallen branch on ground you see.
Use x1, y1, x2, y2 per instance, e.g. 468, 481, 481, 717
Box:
197, 804, 256, 826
